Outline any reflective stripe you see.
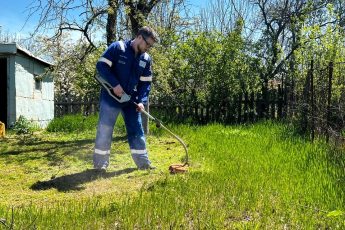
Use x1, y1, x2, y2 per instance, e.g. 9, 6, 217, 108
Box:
140, 76, 152, 82
131, 149, 147, 154
98, 57, 112, 67
119, 41, 125, 52
94, 149, 110, 155
143, 53, 149, 60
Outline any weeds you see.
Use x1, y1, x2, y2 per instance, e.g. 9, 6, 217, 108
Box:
11, 115, 39, 135
0, 121, 344, 229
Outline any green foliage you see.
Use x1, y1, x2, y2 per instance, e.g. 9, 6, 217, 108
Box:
150, 23, 261, 109
11, 115, 38, 135
37, 34, 104, 103
295, 5, 345, 92
74, 46, 105, 100
293, 5, 345, 134
32, 1, 344, 137
46, 114, 99, 133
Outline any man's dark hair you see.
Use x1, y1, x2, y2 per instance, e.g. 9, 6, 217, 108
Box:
137, 26, 159, 43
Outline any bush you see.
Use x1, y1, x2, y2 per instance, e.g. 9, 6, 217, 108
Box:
11, 115, 39, 135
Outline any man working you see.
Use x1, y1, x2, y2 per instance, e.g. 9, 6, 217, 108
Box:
93, 26, 159, 171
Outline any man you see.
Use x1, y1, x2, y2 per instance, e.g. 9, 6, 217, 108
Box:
93, 26, 159, 171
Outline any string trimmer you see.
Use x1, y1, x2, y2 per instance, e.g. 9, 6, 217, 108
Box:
94, 74, 189, 173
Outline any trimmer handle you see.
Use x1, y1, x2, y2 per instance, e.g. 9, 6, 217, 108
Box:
94, 74, 131, 103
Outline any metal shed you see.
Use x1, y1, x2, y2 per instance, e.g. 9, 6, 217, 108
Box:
0, 43, 54, 128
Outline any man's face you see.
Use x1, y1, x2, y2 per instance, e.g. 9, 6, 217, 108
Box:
138, 35, 155, 53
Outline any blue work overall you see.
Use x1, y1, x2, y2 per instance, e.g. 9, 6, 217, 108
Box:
93, 40, 153, 169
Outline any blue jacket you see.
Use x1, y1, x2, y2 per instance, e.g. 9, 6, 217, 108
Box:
96, 40, 153, 106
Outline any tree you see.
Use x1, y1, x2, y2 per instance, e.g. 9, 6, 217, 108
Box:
24, 0, 167, 105
198, 0, 253, 34
294, 4, 345, 138
124, 0, 162, 36
248, 0, 343, 118
26, 0, 163, 48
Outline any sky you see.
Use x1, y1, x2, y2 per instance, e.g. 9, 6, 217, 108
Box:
0, 0, 208, 40
0, 0, 38, 38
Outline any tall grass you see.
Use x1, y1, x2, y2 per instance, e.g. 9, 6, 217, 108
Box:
46, 114, 99, 133
46, 113, 126, 134
1, 121, 344, 229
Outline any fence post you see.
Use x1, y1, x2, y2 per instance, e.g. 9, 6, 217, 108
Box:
270, 89, 276, 119
261, 82, 268, 119
201, 106, 205, 124
277, 85, 283, 119
326, 61, 333, 142
237, 93, 242, 123
225, 99, 230, 123
310, 59, 315, 142
226, 97, 233, 123
177, 105, 182, 121
244, 92, 249, 122
256, 92, 263, 119
249, 92, 255, 122
194, 103, 198, 123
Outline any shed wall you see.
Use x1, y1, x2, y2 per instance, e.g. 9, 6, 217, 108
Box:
14, 53, 54, 128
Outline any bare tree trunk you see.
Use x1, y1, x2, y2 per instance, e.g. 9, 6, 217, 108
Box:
106, 0, 119, 45
300, 59, 313, 134
121, 0, 162, 133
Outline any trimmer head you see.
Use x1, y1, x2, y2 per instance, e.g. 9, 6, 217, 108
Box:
169, 163, 189, 174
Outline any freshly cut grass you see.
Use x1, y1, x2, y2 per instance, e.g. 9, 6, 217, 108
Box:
0, 121, 344, 229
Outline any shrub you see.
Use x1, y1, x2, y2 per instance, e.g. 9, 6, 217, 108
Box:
11, 115, 38, 135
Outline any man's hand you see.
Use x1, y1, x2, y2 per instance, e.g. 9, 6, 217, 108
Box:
136, 103, 145, 112
113, 84, 124, 97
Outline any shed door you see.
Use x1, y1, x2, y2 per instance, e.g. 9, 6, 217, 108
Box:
0, 58, 7, 127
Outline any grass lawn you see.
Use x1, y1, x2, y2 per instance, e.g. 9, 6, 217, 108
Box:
0, 119, 344, 229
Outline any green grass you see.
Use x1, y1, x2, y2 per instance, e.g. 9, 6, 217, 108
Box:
46, 114, 101, 133
0, 120, 344, 229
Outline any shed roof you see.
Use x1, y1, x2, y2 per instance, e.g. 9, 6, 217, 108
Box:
0, 43, 52, 66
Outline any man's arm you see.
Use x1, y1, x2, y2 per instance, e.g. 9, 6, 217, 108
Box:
96, 42, 121, 91
136, 56, 153, 105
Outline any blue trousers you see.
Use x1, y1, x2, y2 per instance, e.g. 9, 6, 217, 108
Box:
93, 99, 151, 169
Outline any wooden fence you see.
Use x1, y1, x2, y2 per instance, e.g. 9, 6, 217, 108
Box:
55, 101, 99, 117
55, 88, 285, 124
150, 89, 285, 124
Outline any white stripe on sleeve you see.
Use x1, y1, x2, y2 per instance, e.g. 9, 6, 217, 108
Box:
140, 76, 152, 82
98, 57, 112, 67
